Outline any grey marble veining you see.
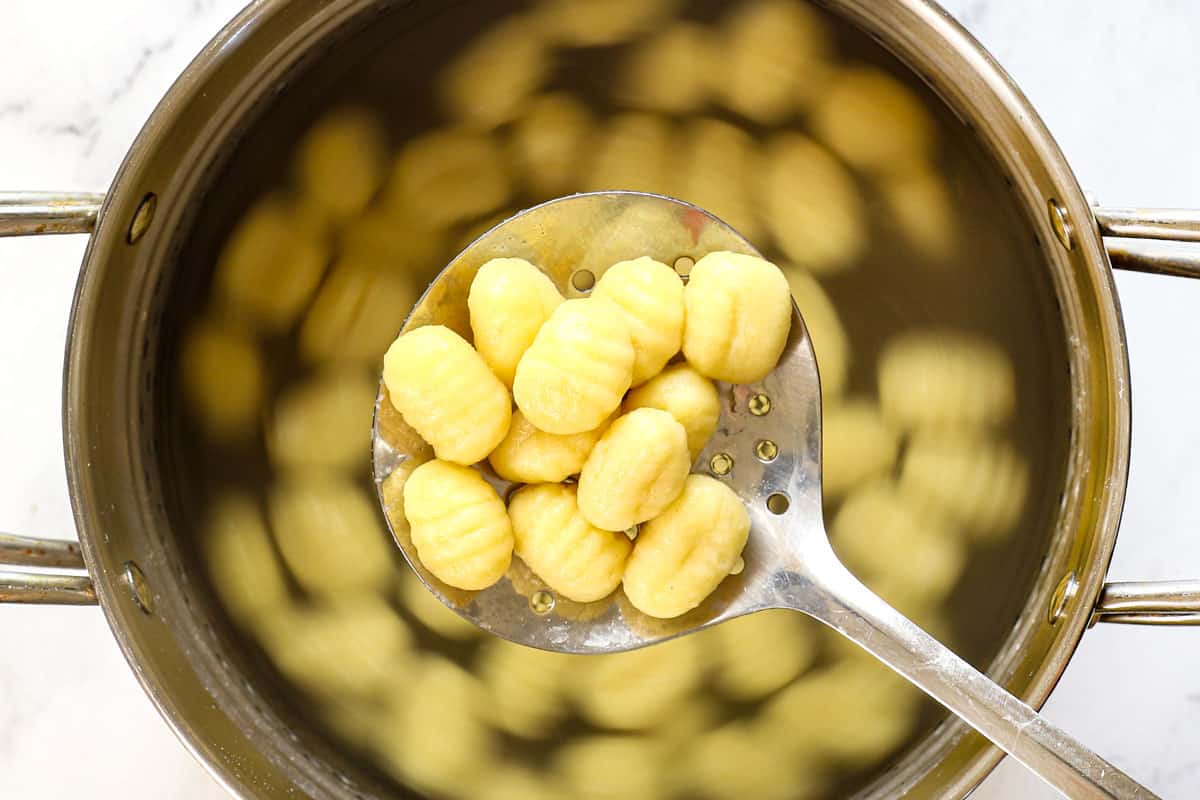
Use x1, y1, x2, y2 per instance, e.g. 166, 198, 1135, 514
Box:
1, 1, 1198, 798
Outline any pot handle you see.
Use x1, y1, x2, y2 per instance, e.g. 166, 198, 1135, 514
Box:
0, 534, 96, 604
0, 191, 103, 236
0, 192, 101, 604
1092, 205, 1200, 624
1097, 206, 1200, 277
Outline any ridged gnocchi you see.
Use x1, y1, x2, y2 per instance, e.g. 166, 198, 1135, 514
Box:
383, 325, 512, 465
762, 133, 866, 275
675, 117, 763, 243
509, 93, 593, 196
812, 66, 936, 176
438, 17, 550, 130
268, 367, 378, 472
214, 194, 330, 332
268, 473, 394, 596
831, 481, 965, 605
583, 113, 674, 195
616, 22, 713, 114
509, 484, 632, 602
779, 264, 850, 400
180, 317, 264, 443
299, 254, 417, 365
899, 429, 1030, 539
821, 400, 900, 500
592, 256, 684, 386
488, 410, 608, 484
709, 610, 818, 701
384, 128, 511, 228
578, 408, 691, 532
572, 634, 704, 730
403, 459, 513, 591
554, 735, 665, 800
712, 0, 833, 123
878, 330, 1016, 430
468, 257, 563, 387
623, 475, 751, 619
294, 107, 388, 223
399, 571, 481, 642
478, 638, 572, 739
202, 492, 288, 627
513, 298, 635, 435
682, 251, 792, 383
623, 363, 720, 459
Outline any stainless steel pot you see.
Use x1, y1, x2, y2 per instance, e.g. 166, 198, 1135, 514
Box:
3, 1, 1200, 798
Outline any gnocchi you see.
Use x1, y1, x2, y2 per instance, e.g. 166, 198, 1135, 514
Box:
554, 735, 665, 800
709, 610, 818, 701
468, 257, 563, 387
712, 0, 833, 123
615, 23, 713, 114
762, 133, 867, 275
384, 128, 511, 228
583, 113, 675, 196
779, 264, 850, 400
398, 571, 482, 642
675, 117, 764, 243
438, 17, 550, 129
682, 251, 792, 383
268, 473, 394, 596
478, 638, 572, 739
509, 93, 594, 197
202, 492, 288, 627
532, 0, 681, 47
214, 194, 330, 332
294, 107, 388, 223
821, 400, 900, 500
899, 429, 1030, 540
403, 459, 513, 591
623, 475, 751, 619
180, 317, 264, 443
622, 363, 720, 459
299, 254, 418, 364
267, 367, 378, 472
812, 66, 936, 176
831, 480, 966, 605
592, 256, 685, 386
577, 408, 691, 532
573, 635, 704, 731
488, 410, 609, 484
878, 330, 1016, 430
383, 325, 512, 465
513, 298, 635, 435
509, 484, 632, 603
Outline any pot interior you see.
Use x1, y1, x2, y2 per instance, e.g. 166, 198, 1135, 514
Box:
70, 1, 1101, 798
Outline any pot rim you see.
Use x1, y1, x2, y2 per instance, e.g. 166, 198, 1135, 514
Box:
60, 0, 1133, 798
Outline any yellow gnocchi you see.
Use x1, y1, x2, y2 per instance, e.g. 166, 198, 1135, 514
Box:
403, 459, 513, 591
623, 363, 720, 459
268, 473, 394, 596
682, 251, 792, 383
572, 635, 704, 731
383, 325, 512, 465
821, 400, 900, 500
180, 317, 264, 443
762, 134, 867, 275
592, 256, 684, 386
616, 23, 714, 114
532, 0, 681, 47
468, 257, 563, 387
267, 367, 378, 472
513, 298, 635, 435
202, 491, 288, 627
675, 117, 764, 243
384, 128, 511, 228
294, 107, 388, 223
488, 410, 609, 484
577, 408, 691, 532
299, 254, 418, 365
878, 330, 1016, 430
709, 610, 818, 701
398, 570, 482, 642
438, 17, 550, 129
478, 638, 572, 739
623, 474, 751, 619
509, 93, 594, 197
509, 484, 632, 602
779, 264, 850, 400
583, 112, 675, 195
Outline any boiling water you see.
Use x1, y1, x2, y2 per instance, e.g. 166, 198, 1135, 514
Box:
163, 1, 1071, 797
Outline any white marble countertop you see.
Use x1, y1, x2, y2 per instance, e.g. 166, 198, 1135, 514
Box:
1, 1, 1198, 797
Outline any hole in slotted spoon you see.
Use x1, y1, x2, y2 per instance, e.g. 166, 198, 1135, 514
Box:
571, 269, 595, 292
766, 493, 790, 514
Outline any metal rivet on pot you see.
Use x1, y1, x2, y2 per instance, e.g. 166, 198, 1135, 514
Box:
123, 560, 154, 614
1047, 198, 1073, 251
1048, 571, 1078, 625
127, 192, 157, 244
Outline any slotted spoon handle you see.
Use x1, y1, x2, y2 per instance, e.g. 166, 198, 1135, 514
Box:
785, 542, 1158, 800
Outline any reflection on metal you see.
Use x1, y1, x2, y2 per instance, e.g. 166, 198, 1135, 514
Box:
1094, 207, 1200, 243
1047, 198, 1073, 251
1047, 571, 1078, 625
0, 532, 86, 569
709, 452, 734, 476
1093, 580, 1200, 626
0, 191, 104, 236
127, 192, 158, 244
1105, 238, 1200, 279
123, 561, 154, 615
